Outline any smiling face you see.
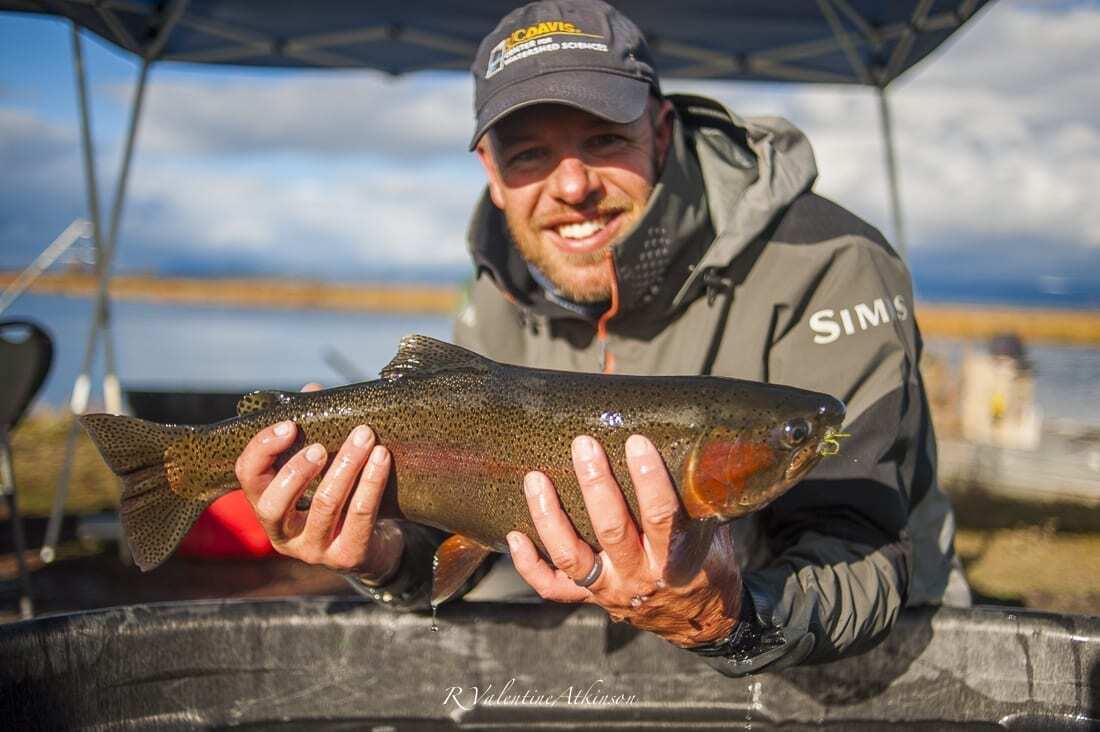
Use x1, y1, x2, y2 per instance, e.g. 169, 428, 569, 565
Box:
476, 99, 673, 303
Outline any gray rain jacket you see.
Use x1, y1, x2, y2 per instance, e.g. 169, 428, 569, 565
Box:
352, 93, 968, 676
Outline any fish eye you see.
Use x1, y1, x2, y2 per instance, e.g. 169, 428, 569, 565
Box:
781, 418, 812, 448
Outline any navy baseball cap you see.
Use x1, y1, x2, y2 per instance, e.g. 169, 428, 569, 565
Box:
469, 0, 661, 150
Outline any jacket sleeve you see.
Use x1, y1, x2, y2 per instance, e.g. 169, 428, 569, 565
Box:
702, 235, 930, 676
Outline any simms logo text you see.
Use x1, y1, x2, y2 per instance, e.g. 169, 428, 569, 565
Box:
809, 295, 908, 345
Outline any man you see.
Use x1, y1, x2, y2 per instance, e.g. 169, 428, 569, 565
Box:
234, 0, 969, 676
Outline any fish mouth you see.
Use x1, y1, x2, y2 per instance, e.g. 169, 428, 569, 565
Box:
785, 443, 822, 482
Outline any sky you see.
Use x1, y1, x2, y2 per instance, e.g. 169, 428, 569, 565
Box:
1, 1, 1099, 305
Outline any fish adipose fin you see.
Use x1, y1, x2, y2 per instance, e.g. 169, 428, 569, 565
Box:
79, 414, 207, 572
381, 335, 492, 382
236, 390, 297, 416
431, 534, 493, 608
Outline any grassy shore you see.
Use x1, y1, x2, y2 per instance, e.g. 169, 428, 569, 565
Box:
4, 271, 1099, 344
1, 271, 460, 315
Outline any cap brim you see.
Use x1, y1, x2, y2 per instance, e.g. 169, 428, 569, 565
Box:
469, 70, 651, 150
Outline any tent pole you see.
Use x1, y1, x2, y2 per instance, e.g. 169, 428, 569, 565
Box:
877, 85, 907, 258
41, 43, 151, 563
0, 428, 34, 618
42, 24, 108, 563
101, 58, 150, 417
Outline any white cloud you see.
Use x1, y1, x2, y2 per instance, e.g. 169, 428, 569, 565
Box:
137, 72, 475, 159
122, 158, 484, 274
673, 1, 1100, 250
3, 0, 1098, 286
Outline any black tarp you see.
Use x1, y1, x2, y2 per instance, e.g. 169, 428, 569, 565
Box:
1, 0, 992, 86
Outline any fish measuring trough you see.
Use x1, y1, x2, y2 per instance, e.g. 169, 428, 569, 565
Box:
1, 599, 1097, 730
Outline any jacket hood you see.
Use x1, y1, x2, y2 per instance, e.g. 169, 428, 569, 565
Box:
466, 93, 818, 323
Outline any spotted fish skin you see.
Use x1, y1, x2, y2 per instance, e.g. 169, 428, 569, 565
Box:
80, 335, 845, 572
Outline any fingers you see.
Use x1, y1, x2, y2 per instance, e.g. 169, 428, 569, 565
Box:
254, 441, 327, 542
326, 445, 394, 571
521, 471, 603, 588
235, 420, 297, 504
300, 425, 377, 546
243, 423, 400, 578
624, 434, 682, 569
507, 530, 589, 603
571, 435, 644, 579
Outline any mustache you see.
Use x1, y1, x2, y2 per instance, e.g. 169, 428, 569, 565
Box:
530, 196, 635, 229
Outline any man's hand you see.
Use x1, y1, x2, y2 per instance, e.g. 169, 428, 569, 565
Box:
507, 434, 742, 647
234, 383, 402, 582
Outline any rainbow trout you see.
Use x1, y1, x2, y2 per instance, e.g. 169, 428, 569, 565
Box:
80, 335, 845, 604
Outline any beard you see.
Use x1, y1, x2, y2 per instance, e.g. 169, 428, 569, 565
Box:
504, 192, 650, 304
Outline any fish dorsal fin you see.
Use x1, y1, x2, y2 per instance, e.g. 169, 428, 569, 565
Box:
236, 389, 296, 416
380, 334, 492, 382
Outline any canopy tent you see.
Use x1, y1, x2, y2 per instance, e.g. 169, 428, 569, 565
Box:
0, 0, 993, 567
5, 0, 988, 82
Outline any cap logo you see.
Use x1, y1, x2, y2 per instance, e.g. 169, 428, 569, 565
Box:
485, 19, 608, 79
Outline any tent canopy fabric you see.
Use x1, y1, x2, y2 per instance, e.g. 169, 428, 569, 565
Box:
3, 0, 991, 86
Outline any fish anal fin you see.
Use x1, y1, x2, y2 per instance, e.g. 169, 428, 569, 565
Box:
236, 389, 297, 417
431, 534, 493, 608
381, 335, 492, 382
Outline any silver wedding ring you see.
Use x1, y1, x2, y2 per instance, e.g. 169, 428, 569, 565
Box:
574, 554, 603, 588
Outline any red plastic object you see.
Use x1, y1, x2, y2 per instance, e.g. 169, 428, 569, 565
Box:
177, 490, 274, 559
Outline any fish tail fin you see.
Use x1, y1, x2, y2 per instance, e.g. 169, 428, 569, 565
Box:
79, 413, 210, 572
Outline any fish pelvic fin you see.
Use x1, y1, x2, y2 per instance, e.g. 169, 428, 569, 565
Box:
79, 414, 209, 572
431, 534, 493, 608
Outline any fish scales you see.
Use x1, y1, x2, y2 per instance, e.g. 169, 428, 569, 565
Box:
79, 335, 846, 575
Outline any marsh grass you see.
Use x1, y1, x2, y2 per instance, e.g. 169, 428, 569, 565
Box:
6, 410, 119, 517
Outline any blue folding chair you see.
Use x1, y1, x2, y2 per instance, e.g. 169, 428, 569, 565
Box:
0, 320, 53, 619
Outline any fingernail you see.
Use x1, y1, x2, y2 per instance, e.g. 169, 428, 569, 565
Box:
523, 472, 541, 497
626, 434, 649, 458
370, 446, 388, 465
351, 425, 371, 448
574, 436, 596, 460
305, 444, 325, 464
274, 421, 292, 437
506, 532, 520, 553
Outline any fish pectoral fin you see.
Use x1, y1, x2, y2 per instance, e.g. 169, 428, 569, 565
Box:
663, 518, 718, 588
431, 534, 493, 608
236, 389, 297, 417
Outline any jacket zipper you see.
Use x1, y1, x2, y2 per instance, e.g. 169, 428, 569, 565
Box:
595, 251, 621, 374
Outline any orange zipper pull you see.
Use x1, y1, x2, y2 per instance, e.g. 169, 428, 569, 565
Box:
595, 251, 620, 374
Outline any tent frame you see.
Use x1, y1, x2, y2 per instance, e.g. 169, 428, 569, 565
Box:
35, 0, 984, 567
